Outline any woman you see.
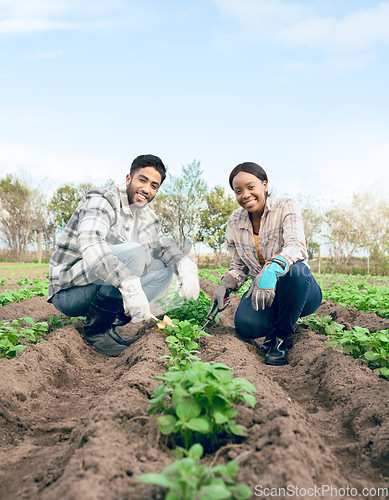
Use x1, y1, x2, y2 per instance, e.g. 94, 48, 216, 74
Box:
209, 162, 322, 366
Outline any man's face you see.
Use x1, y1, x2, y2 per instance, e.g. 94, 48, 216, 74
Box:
126, 166, 162, 208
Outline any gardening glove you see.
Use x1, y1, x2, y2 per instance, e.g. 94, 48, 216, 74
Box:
175, 257, 200, 301
118, 276, 151, 322
246, 255, 290, 311
208, 272, 237, 318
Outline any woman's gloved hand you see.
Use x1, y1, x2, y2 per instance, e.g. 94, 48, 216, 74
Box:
207, 272, 237, 317
246, 255, 290, 310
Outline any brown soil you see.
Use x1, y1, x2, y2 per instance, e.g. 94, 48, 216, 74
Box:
1, 271, 389, 500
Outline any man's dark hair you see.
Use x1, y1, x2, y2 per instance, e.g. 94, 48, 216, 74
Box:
130, 154, 167, 184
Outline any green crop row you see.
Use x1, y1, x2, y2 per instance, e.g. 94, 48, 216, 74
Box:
0, 317, 48, 358
200, 269, 389, 317
0, 277, 49, 306
301, 314, 389, 379
0, 314, 84, 359
315, 275, 389, 318
137, 292, 254, 499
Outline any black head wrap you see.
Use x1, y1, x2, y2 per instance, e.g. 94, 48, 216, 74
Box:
229, 162, 268, 189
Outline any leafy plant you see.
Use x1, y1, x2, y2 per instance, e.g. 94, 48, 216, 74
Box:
0, 278, 49, 306
315, 275, 389, 318
136, 443, 251, 500
0, 317, 48, 358
160, 319, 212, 371
158, 290, 216, 325
48, 314, 85, 331
0, 277, 9, 287
148, 361, 256, 451
16, 276, 31, 285
302, 314, 389, 378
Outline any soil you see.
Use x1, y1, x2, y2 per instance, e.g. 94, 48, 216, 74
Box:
1, 268, 389, 500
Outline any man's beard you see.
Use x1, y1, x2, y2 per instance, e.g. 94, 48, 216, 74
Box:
126, 180, 155, 208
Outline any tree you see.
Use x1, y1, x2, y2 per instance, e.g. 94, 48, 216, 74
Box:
297, 195, 324, 259
153, 160, 208, 254
324, 193, 388, 266
197, 186, 238, 266
0, 174, 41, 257
300, 206, 323, 259
47, 182, 93, 229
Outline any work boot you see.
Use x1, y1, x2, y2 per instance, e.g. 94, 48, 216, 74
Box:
260, 333, 275, 355
83, 292, 138, 357
264, 336, 288, 366
112, 306, 132, 327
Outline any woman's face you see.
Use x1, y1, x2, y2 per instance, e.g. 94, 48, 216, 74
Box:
232, 171, 268, 214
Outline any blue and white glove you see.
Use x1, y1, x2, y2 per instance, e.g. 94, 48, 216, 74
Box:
246, 255, 290, 310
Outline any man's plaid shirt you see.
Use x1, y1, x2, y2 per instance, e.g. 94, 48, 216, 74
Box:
225, 197, 308, 289
48, 184, 185, 300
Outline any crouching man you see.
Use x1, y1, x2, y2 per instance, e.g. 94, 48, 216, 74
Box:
48, 154, 199, 356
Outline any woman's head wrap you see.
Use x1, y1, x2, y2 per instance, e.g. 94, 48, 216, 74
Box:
229, 162, 268, 189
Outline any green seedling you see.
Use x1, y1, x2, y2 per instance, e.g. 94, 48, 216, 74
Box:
315, 275, 389, 318
159, 319, 212, 371
0, 277, 49, 306
136, 443, 251, 500
158, 291, 215, 325
48, 314, 85, 331
16, 276, 31, 285
302, 314, 389, 378
148, 361, 256, 451
0, 317, 48, 358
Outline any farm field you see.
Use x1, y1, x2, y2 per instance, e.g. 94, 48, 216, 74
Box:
1, 265, 389, 499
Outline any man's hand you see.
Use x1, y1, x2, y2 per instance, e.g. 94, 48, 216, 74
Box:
207, 272, 236, 318
246, 255, 290, 310
176, 257, 200, 301
118, 276, 151, 322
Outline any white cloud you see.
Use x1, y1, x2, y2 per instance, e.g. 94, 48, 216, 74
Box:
214, 0, 304, 30
0, 0, 125, 35
276, 3, 389, 53
215, 0, 389, 53
283, 53, 376, 76
24, 50, 63, 60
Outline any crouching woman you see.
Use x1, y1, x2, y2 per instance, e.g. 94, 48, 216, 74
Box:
208, 162, 322, 365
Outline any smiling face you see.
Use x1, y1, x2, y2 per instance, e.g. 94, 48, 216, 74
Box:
126, 166, 162, 208
232, 171, 268, 215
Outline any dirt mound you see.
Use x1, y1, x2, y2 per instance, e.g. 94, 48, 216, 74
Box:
1, 278, 389, 499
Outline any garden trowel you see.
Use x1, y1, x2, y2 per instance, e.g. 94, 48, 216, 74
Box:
197, 296, 231, 333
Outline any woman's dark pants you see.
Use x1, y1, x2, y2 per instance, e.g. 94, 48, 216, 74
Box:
234, 262, 322, 340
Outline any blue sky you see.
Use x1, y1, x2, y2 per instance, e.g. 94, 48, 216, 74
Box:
1, 0, 388, 203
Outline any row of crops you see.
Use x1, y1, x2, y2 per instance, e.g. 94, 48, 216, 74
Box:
198, 269, 389, 318
136, 293, 254, 498
0, 275, 82, 358
1, 270, 389, 379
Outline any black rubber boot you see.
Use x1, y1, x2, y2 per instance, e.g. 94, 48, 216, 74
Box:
112, 306, 132, 327
260, 333, 275, 355
83, 292, 138, 357
264, 337, 288, 365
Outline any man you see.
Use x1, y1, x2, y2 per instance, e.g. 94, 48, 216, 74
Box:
48, 154, 200, 356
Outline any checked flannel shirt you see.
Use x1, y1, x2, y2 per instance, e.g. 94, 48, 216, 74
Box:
225, 197, 308, 290
48, 184, 185, 301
